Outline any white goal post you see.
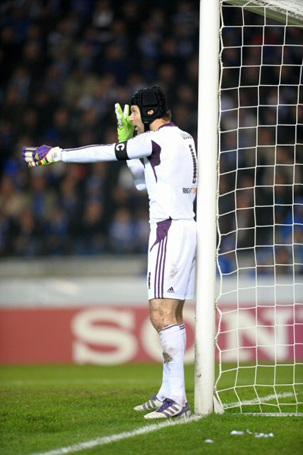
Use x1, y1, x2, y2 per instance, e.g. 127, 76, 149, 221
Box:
195, 0, 303, 415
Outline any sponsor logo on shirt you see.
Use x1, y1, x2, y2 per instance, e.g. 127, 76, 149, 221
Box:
182, 187, 197, 194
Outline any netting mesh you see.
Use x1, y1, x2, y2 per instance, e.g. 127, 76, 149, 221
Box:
215, 0, 303, 413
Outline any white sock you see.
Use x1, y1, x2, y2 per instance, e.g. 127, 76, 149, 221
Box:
156, 323, 187, 407
156, 361, 168, 402
157, 323, 187, 402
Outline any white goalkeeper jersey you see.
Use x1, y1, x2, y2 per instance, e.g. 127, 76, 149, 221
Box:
62, 123, 197, 223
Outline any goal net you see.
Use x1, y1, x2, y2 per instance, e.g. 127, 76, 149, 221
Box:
215, 0, 303, 413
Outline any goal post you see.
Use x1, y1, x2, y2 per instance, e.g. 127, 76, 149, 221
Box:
194, 0, 220, 415
195, 0, 303, 415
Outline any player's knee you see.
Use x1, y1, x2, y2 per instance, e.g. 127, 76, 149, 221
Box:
149, 309, 163, 332
149, 305, 176, 332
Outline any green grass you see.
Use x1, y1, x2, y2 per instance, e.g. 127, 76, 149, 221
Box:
0, 364, 302, 455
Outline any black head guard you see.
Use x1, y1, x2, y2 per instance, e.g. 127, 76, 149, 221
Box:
131, 86, 168, 131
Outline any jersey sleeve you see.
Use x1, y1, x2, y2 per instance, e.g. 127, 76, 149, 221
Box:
61, 133, 155, 163
126, 159, 146, 191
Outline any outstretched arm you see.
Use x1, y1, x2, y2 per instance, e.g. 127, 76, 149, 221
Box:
22, 143, 124, 166
22, 136, 155, 167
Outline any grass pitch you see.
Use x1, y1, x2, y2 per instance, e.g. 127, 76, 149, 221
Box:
0, 364, 302, 455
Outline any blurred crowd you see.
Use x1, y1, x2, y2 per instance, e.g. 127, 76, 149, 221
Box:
0, 1, 302, 274
0, 0, 199, 256
218, 6, 303, 275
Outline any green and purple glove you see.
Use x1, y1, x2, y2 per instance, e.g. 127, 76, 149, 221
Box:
22, 145, 62, 167
115, 103, 135, 142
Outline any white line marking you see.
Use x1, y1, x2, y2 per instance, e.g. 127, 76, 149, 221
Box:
224, 392, 299, 408
244, 413, 303, 416
31, 415, 203, 455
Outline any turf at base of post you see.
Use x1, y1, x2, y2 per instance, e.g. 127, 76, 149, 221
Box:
0, 364, 302, 455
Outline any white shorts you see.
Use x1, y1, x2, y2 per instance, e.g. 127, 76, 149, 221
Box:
147, 219, 196, 300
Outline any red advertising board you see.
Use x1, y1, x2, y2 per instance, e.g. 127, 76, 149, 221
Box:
0, 304, 302, 364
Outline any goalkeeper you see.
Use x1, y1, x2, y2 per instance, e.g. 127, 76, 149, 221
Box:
23, 86, 197, 420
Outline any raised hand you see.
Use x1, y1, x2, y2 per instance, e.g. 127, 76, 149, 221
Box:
115, 103, 135, 142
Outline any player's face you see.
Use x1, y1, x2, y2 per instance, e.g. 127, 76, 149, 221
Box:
129, 105, 145, 134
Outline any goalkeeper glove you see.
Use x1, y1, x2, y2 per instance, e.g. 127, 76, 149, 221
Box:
22, 145, 62, 167
115, 103, 135, 142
